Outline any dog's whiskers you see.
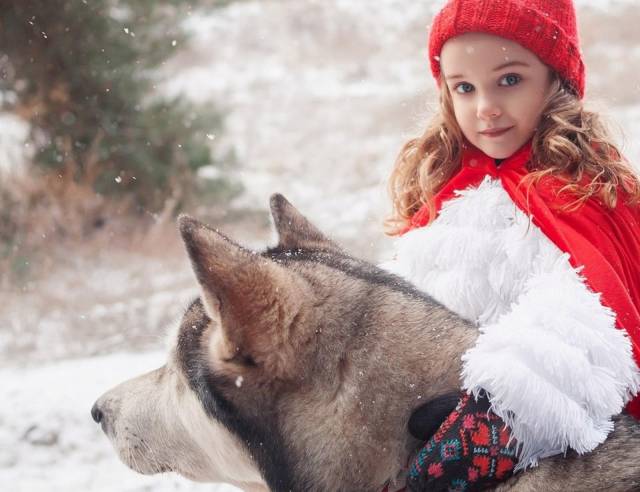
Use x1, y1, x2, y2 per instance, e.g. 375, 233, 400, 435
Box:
140, 434, 167, 473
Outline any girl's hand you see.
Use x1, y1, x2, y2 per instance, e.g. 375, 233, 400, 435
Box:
407, 392, 518, 492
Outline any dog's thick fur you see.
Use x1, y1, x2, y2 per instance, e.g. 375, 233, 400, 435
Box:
93, 194, 640, 491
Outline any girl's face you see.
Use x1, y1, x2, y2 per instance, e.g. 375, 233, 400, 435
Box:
440, 32, 553, 159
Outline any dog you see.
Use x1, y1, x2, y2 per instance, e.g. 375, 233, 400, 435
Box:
92, 194, 640, 491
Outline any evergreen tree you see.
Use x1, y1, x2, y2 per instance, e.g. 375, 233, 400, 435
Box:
0, 0, 240, 217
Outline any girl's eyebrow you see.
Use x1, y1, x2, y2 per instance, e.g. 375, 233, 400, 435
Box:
444, 60, 531, 80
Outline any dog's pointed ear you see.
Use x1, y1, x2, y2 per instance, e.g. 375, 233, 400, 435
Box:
178, 214, 306, 379
270, 193, 341, 252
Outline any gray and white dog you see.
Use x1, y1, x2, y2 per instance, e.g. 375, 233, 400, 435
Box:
92, 194, 640, 492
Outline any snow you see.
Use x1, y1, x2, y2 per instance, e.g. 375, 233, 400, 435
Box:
0, 112, 31, 177
575, 0, 637, 9
0, 351, 240, 492
608, 104, 640, 171
160, 0, 437, 255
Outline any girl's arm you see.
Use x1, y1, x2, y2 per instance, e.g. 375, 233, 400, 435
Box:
461, 246, 639, 469
383, 178, 640, 470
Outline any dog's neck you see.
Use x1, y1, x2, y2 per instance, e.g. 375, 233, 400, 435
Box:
282, 299, 477, 492
379, 311, 477, 489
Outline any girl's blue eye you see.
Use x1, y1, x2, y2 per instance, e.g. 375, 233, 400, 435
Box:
455, 83, 474, 94
500, 74, 521, 86
454, 74, 521, 94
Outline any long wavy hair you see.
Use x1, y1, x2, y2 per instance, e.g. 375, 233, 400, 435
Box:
385, 74, 640, 236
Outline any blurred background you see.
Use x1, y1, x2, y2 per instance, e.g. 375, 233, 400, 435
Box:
0, 0, 638, 490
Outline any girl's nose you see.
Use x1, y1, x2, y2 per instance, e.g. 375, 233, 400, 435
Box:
477, 96, 502, 120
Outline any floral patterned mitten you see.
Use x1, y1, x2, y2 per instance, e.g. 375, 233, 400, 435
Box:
407, 392, 518, 492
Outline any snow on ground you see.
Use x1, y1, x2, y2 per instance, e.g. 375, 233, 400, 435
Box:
0, 248, 199, 367
0, 351, 241, 492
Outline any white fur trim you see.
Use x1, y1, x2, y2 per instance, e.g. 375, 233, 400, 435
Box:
382, 177, 640, 469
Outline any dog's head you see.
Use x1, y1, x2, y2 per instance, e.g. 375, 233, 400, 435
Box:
92, 194, 467, 491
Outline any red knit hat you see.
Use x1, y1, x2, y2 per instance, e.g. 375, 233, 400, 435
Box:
428, 0, 585, 98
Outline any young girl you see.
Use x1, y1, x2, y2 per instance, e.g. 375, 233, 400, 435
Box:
383, 0, 640, 490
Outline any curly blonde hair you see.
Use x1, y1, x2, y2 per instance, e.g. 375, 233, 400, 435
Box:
385, 75, 640, 236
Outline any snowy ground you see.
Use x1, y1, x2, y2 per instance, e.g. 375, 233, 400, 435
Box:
2, 0, 640, 490
0, 351, 241, 492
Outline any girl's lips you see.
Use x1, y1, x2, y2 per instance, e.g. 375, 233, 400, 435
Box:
479, 127, 513, 137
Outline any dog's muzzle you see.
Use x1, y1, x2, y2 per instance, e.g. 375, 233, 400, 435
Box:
91, 398, 115, 437
91, 402, 103, 424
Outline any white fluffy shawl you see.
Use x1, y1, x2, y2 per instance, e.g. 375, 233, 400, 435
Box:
382, 177, 640, 469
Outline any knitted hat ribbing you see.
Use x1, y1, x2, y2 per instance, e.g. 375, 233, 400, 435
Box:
428, 0, 585, 98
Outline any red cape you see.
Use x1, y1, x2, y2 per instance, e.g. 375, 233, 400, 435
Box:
406, 141, 640, 418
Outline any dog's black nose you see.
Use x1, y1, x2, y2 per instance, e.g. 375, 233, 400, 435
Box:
91, 402, 103, 424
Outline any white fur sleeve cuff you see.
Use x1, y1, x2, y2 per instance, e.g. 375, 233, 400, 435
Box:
461, 252, 640, 470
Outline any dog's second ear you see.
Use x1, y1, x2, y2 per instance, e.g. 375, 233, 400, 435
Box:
178, 215, 309, 380
270, 193, 341, 252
